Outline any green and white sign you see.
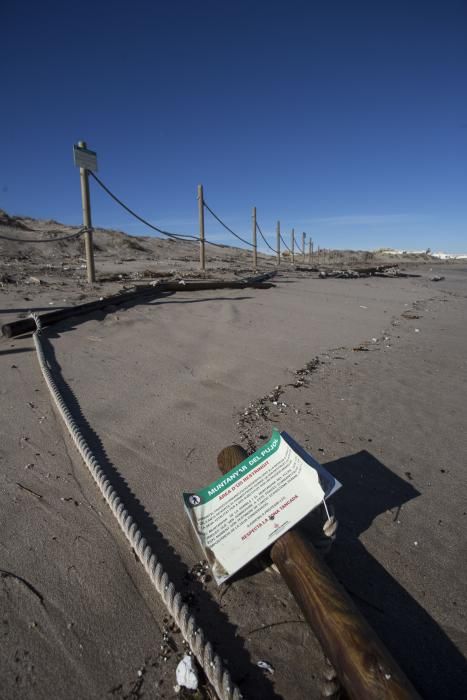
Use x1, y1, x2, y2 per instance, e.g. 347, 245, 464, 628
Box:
73, 144, 98, 172
183, 430, 340, 584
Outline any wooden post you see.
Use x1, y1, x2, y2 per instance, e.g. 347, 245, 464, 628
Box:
217, 445, 420, 700
198, 184, 205, 271
311, 239, 314, 265
308, 238, 312, 264
77, 141, 96, 284
252, 207, 257, 270
291, 228, 295, 264
276, 221, 281, 266
302, 232, 306, 263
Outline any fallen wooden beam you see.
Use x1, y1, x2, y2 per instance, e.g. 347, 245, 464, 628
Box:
217, 445, 420, 700
373, 271, 421, 278
2, 271, 276, 338
353, 264, 396, 274
319, 264, 402, 279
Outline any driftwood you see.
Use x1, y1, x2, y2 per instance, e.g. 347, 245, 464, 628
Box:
2, 272, 276, 338
217, 445, 420, 700
374, 271, 421, 278
319, 265, 421, 280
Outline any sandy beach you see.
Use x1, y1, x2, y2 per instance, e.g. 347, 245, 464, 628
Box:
1, 216, 466, 699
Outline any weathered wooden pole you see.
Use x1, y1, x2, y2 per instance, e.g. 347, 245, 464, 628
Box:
308, 238, 312, 264
302, 231, 306, 263
276, 221, 281, 266
198, 184, 205, 271
77, 141, 96, 284
217, 445, 420, 700
252, 206, 257, 270
291, 228, 295, 264
311, 239, 314, 265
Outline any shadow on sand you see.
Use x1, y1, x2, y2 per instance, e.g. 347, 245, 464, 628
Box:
0, 347, 32, 356
322, 450, 467, 699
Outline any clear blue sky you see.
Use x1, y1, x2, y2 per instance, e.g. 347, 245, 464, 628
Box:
1, 0, 466, 252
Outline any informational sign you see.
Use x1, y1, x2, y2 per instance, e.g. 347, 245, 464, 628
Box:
183, 430, 341, 584
73, 145, 98, 172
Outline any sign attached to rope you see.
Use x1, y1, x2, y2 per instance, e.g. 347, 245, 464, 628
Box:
73, 145, 98, 172
183, 430, 341, 584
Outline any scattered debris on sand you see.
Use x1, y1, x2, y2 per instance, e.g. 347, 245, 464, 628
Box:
318, 264, 421, 279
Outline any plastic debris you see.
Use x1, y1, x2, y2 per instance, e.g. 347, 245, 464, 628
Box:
257, 660, 275, 674
176, 655, 199, 690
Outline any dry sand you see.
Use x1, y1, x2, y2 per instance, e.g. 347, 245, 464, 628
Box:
1, 213, 466, 699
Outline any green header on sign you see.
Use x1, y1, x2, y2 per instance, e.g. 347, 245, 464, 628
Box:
184, 430, 282, 507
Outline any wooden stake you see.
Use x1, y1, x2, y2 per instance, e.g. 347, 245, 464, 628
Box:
77, 141, 96, 284
276, 221, 281, 266
302, 231, 306, 263
217, 445, 420, 700
252, 207, 257, 270
198, 184, 205, 271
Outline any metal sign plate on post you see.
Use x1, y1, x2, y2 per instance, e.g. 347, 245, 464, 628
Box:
73, 145, 98, 172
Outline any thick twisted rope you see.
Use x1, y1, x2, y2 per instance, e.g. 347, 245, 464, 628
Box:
203, 201, 254, 248
30, 313, 242, 700
89, 172, 226, 248
255, 221, 277, 254
0, 227, 88, 243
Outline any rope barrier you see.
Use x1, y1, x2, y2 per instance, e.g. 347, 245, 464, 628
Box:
293, 234, 304, 255
30, 312, 242, 700
89, 172, 199, 242
89, 173, 227, 249
279, 232, 293, 254
0, 227, 88, 243
255, 221, 277, 254
203, 201, 254, 248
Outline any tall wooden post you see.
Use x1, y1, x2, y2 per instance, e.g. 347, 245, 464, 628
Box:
252, 207, 257, 270
77, 141, 96, 284
302, 232, 306, 263
198, 184, 205, 271
276, 221, 281, 266
291, 228, 295, 264
308, 238, 312, 264
311, 239, 314, 265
